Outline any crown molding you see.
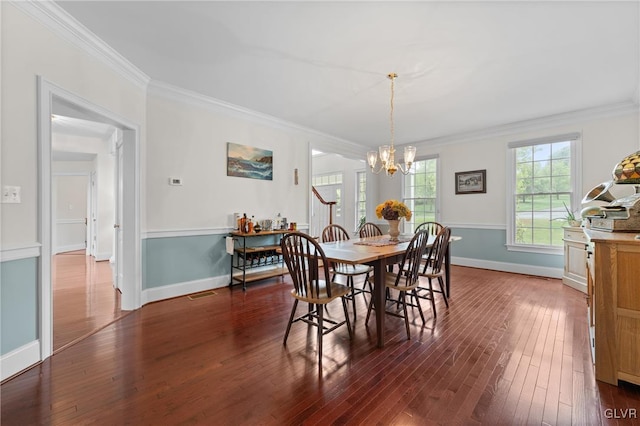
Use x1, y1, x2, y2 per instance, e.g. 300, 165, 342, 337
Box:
410, 100, 640, 149
148, 80, 365, 157
11, 0, 149, 90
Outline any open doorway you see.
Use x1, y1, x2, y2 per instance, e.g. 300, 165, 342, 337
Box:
311, 150, 367, 238
38, 77, 141, 360
51, 115, 121, 352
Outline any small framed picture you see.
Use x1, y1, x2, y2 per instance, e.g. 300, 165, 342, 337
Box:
455, 169, 486, 194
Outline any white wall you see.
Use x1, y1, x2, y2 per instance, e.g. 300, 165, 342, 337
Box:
144, 92, 318, 233
376, 111, 640, 226
53, 171, 89, 254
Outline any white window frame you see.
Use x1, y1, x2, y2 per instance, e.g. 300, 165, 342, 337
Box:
506, 133, 582, 254
402, 155, 440, 232
355, 169, 367, 230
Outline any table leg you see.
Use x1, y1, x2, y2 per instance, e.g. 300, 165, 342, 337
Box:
445, 245, 451, 298
373, 260, 386, 348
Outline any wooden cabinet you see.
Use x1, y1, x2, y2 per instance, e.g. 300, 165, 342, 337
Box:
584, 229, 640, 386
229, 230, 289, 290
562, 226, 587, 293
586, 237, 596, 362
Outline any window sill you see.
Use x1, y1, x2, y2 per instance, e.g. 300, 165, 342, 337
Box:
506, 244, 563, 255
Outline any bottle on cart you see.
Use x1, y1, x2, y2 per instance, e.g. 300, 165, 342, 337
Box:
241, 213, 248, 233
248, 216, 254, 233
275, 213, 281, 231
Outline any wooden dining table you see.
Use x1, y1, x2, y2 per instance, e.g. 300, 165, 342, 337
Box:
319, 233, 439, 348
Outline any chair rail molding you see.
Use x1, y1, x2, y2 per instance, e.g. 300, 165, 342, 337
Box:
0, 244, 42, 262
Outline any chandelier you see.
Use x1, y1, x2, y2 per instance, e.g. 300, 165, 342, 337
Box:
367, 73, 416, 176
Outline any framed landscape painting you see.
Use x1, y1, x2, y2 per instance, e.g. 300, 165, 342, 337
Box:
227, 143, 273, 181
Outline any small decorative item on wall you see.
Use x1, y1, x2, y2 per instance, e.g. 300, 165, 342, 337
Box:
455, 169, 486, 194
227, 142, 273, 181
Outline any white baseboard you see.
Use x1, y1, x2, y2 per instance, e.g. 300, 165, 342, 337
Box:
451, 256, 563, 279
94, 252, 111, 261
142, 275, 231, 305
562, 277, 588, 294
55, 244, 86, 254
1, 340, 40, 382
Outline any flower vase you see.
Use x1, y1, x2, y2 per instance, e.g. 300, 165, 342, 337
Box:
387, 219, 400, 241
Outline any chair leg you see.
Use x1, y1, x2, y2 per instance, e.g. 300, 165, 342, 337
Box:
348, 275, 357, 321
342, 297, 353, 339
359, 273, 372, 307
400, 292, 410, 339
284, 299, 298, 344
412, 289, 426, 325
363, 273, 373, 294
317, 302, 324, 366
427, 278, 437, 317
437, 276, 449, 308
365, 292, 374, 325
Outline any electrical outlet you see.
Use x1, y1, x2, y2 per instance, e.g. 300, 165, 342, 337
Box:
2, 186, 21, 203
169, 177, 182, 186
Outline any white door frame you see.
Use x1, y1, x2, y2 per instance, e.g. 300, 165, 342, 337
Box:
52, 171, 90, 255
88, 171, 97, 257
37, 77, 141, 360
114, 134, 124, 292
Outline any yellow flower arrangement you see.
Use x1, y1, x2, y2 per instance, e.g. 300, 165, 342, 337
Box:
375, 199, 412, 221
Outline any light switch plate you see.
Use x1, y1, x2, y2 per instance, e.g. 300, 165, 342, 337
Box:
2, 186, 21, 203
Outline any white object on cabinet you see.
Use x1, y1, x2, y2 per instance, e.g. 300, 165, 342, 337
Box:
562, 226, 587, 293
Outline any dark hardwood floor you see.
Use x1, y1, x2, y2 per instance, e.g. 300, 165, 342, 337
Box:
53, 250, 123, 352
2, 266, 639, 425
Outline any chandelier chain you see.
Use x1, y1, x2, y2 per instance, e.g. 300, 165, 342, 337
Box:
367, 72, 415, 176
390, 73, 395, 149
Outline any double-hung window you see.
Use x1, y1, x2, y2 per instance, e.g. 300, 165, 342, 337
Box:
507, 133, 581, 252
403, 156, 439, 232
356, 171, 367, 230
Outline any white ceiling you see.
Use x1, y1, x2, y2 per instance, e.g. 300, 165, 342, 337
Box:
52, 115, 116, 140
51, 115, 115, 161
56, 1, 640, 148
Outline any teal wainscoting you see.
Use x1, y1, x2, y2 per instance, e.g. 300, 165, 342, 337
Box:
142, 232, 290, 289
1, 257, 38, 355
143, 234, 230, 289
449, 227, 564, 270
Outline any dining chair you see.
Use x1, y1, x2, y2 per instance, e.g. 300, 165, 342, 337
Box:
280, 232, 353, 367
414, 226, 451, 317
414, 221, 443, 236
359, 222, 383, 238
365, 229, 430, 340
321, 224, 373, 321
414, 221, 444, 271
